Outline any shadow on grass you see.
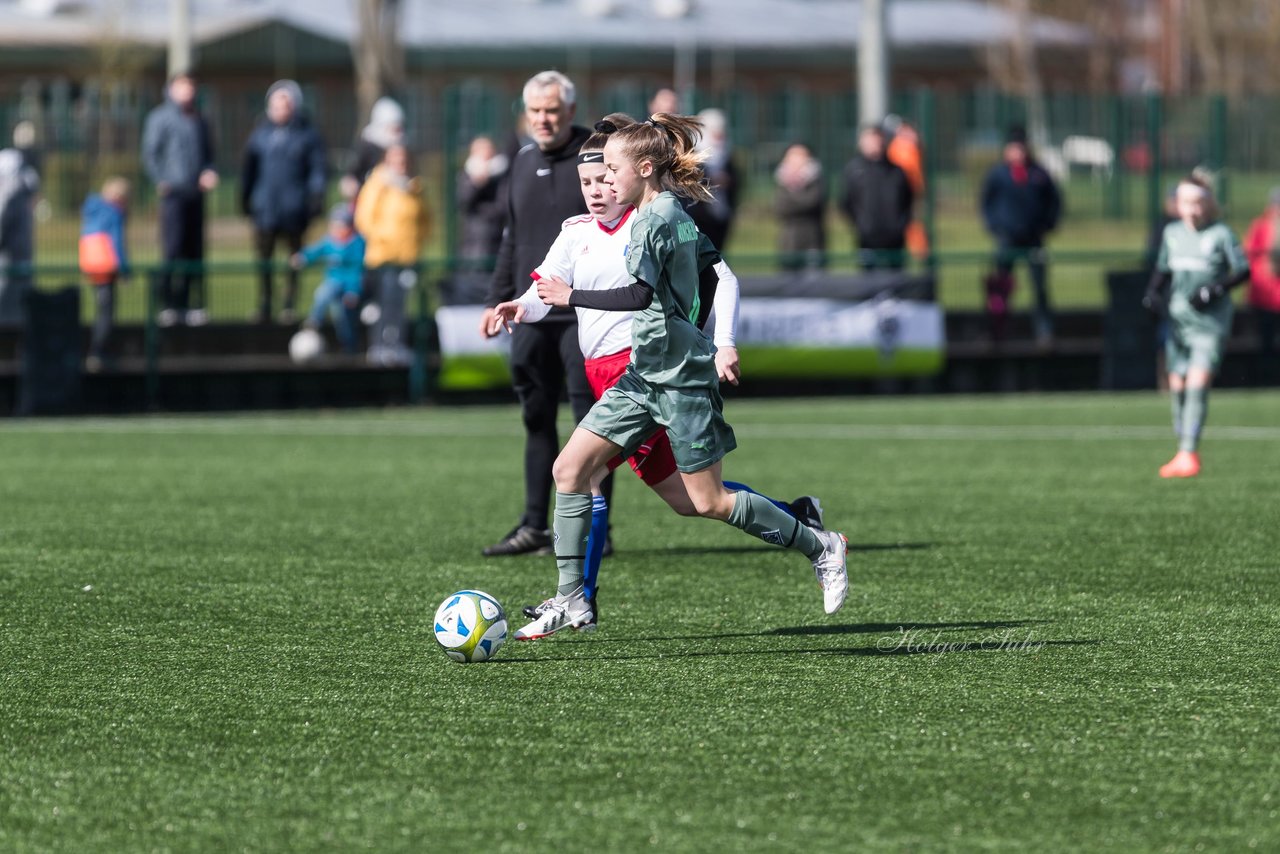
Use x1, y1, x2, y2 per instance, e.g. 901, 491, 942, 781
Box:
587, 619, 1050, 645
492, 619, 1094, 663
490, 638, 1098, 665
767, 619, 1050, 637
616, 541, 937, 557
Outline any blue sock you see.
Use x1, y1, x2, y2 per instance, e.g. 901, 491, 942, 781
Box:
723, 481, 795, 518
582, 495, 609, 600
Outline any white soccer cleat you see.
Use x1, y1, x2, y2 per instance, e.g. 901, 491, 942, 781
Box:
513, 594, 595, 640
812, 530, 849, 615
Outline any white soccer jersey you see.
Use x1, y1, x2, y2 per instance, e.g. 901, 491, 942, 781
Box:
515, 207, 739, 360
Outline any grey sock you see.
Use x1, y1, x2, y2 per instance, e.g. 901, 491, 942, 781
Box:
553, 491, 593, 597
1180, 385, 1208, 453
726, 490, 823, 561
1171, 388, 1185, 440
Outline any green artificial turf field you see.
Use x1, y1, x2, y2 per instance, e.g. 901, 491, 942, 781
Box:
1, 392, 1278, 852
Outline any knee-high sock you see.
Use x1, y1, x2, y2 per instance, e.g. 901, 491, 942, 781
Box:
726, 490, 822, 560
553, 492, 592, 597
582, 495, 608, 600
1171, 388, 1185, 440
723, 481, 796, 517
1180, 385, 1208, 453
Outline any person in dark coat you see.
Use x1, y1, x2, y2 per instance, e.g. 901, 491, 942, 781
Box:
341, 97, 405, 200
774, 142, 827, 272
452, 134, 508, 303
0, 135, 39, 327
980, 125, 1063, 344
141, 72, 217, 326
687, 108, 740, 252
240, 79, 328, 323
457, 135, 508, 270
839, 125, 914, 270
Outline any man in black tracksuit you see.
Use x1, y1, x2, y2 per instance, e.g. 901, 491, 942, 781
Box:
478, 71, 603, 556
839, 125, 914, 270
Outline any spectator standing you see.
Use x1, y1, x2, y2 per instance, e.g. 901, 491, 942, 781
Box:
648, 87, 680, 116
141, 72, 217, 327
293, 204, 366, 355
456, 134, 508, 275
0, 135, 39, 326
839, 125, 913, 271
773, 142, 827, 272
687, 108, 740, 253
979, 125, 1062, 345
354, 143, 429, 366
342, 97, 405, 200
1242, 188, 1280, 382
240, 79, 327, 324
11, 120, 41, 178
80, 177, 131, 372
1144, 186, 1179, 389
477, 70, 595, 557
885, 116, 929, 259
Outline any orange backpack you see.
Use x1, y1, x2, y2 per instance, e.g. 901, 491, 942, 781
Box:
79, 232, 119, 285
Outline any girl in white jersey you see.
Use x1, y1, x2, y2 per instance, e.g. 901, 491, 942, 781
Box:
510, 113, 849, 640
491, 118, 824, 630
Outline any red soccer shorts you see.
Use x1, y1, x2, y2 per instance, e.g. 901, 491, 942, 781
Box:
583, 348, 678, 486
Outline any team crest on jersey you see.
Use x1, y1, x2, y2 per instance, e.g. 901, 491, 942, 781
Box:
1200, 234, 1217, 255
761, 529, 784, 546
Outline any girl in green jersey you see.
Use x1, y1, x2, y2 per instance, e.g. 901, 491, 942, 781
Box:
515, 113, 849, 640
1143, 174, 1249, 478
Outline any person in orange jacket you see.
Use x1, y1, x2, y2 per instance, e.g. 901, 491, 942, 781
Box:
1242, 188, 1280, 381
886, 116, 928, 260
353, 143, 431, 366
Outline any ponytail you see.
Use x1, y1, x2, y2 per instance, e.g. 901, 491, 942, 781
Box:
610, 112, 713, 202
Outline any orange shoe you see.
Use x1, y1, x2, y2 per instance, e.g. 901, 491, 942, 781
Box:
1159, 451, 1201, 478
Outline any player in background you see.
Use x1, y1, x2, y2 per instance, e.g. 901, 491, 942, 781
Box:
491, 117, 824, 631
511, 113, 849, 639
1142, 173, 1249, 478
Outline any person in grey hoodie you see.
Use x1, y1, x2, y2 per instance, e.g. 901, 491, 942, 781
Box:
141, 72, 217, 326
0, 132, 40, 327
240, 80, 328, 324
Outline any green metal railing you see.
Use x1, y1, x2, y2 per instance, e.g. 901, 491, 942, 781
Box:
5, 243, 1162, 409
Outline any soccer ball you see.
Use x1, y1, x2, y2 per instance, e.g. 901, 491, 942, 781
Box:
433, 590, 507, 663
288, 328, 325, 364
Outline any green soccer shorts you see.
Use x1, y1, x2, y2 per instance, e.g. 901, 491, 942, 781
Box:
1166, 323, 1226, 375
579, 366, 737, 474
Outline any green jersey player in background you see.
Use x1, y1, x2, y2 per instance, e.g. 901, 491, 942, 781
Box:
1143, 174, 1250, 478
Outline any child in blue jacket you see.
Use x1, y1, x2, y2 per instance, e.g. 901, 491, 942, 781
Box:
80, 177, 131, 371
291, 204, 366, 353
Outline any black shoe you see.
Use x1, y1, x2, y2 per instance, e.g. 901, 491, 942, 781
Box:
522, 593, 598, 631
482, 524, 552, 557
789, 496, 825, 531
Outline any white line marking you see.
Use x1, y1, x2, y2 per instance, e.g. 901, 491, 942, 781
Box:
0, 418, 1277, 442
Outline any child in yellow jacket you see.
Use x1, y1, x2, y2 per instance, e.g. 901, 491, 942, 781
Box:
354, 144, 430, 366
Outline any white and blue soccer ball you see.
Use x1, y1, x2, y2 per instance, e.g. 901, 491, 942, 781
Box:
433, 590, 507, 663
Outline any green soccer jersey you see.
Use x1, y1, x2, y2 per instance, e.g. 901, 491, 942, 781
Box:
625, 191, 717, 388
1157, 219, 1247, 336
